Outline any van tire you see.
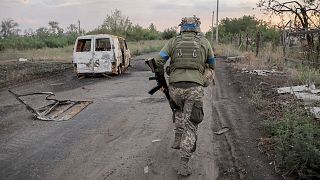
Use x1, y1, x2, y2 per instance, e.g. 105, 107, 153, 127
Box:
117, 65, 122, 75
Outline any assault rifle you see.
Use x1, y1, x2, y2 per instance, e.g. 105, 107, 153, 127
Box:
145, 58, 179, 113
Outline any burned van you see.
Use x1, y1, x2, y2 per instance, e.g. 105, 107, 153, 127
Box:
73, 34, 131, 76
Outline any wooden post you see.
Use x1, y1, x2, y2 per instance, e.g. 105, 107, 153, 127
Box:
256, 31, 260, 57
246, 33, 249, 51
317, 32, 320, 66
283, 30, 287, 59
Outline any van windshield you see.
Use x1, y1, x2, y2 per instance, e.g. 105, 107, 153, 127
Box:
95, 38, 111, 51
76, 39, 91, 52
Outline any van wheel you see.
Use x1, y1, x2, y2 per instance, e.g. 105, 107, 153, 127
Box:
117, 65, 122, 75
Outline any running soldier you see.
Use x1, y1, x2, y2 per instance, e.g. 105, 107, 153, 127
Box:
154, 15, 216, 176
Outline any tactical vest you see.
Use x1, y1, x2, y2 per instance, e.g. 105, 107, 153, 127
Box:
169, 33, 205, 74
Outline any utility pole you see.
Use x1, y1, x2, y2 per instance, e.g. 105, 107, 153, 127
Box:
78, 20, 81, 35
211, 11, 214, 44
216, 0, 219, 43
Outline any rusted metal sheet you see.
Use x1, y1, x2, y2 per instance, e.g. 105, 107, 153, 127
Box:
9, 90, 92, 121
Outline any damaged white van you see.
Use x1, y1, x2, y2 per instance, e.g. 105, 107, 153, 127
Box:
73, 34, 131, 76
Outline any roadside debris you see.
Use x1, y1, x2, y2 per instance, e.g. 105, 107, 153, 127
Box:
276, 84, 320, 119
144, 166, 149, 174
214, 127, 230, 135
277, 84, 320, 94
9, 90, 92, 121
242, 68, 284, 76
50, 83, 64, 86
151, 139, 161, 143
226, 56, 245, 63
18, 58, 28, 62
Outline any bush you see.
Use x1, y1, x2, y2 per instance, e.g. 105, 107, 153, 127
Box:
0, 35, 75, 50
266, 105, 320, 179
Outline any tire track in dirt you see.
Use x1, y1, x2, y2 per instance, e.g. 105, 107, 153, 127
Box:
211, 61, 280, 180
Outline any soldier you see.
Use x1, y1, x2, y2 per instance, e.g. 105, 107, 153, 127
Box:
154, 15, 216, 176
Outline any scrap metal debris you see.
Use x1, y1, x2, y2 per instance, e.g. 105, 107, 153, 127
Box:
50, 83, 64, 86
18, 58, 28, 62
144, 166, 149, 174
242, 68, 284, 76
9, 90, 92, 121
226, 56, 245, 63
277, 84, 320, 94
276, 84, 320, 119
214, 127, 230, 135
151, 139, 161, 143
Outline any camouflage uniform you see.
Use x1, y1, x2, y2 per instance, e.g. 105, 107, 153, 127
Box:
169, 85, 204, 158
154, 15, 215, 176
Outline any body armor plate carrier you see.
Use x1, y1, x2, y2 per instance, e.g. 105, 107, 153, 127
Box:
169, 33, 205, 74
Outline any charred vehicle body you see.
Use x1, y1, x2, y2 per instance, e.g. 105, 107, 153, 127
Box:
73, 34, 131, 76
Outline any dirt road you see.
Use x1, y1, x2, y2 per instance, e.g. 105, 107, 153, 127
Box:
0, 53, 280, 180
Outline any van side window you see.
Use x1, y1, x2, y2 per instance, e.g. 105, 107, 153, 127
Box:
76, 39, 91, 52
95, 38, 111, 51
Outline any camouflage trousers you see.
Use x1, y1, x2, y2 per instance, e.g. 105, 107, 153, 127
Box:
169, 85, 204, 158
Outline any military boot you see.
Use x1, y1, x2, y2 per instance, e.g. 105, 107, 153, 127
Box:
177, 157, 192, 176
171, 133, 182, 149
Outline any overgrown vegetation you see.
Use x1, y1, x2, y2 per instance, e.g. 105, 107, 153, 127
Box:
221, 29, 320, 178
248, 79, 320, 179
266, 105, 320, 179
128, 40, 166, 56
296, 65, 320, 86
87, 9, 177, 41
206, 16, 281, 47
0, 9, 176, 51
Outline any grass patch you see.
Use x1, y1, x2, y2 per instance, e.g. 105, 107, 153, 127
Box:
0, 40, 166, 86
214, 44, 243, 57
249, 85, 320, 179
127, 40, 166, 56
226, 40, 320, 179
0, 45, 73, 62
0, 61, 72, 87
265, 104, 320, 179
295, 65, 320, 86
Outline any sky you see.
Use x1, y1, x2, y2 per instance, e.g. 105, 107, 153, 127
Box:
0, 0, 265, 33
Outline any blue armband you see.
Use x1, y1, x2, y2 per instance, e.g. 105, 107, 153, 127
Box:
207, 56, 216, 64
159, 51, 169, 61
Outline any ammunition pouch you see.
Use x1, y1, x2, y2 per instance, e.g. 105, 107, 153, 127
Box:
190, 101, 204, 125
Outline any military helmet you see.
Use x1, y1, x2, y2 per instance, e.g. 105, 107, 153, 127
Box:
179, 15, 201, 33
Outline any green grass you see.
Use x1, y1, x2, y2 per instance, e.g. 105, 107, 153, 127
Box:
265, 104, 320, 179
0, 45, 74, 62
127, 40, 166, 56
0, 40, 166, 62
0, 40, 166, 86
295, 65, 320, 86
250, 87, 320, 179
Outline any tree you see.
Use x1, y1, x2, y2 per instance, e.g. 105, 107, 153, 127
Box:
102, 9, 132, 36
48, 21, 63, 34
257, 0, 320, 29
161, 27, 177, 39
257, 0, 320, 48
146, 23, 160, 40
36, 27, 50, 37
0, 18, 20, 38
67, 24, 78, 34
24, 28, 35, 37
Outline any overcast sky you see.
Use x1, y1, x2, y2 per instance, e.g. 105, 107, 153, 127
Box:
0, 0, 263, 32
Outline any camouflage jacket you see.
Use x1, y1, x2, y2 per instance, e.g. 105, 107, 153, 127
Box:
155, 32, 215, 86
